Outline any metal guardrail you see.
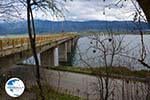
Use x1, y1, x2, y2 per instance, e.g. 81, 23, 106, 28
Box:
0, 33, 77, 50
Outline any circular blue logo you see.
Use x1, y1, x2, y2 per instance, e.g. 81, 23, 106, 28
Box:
5, 78, 25, 97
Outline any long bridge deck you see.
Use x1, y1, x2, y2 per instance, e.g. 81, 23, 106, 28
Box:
0, 33, 77, 57
0, 33, 78, 68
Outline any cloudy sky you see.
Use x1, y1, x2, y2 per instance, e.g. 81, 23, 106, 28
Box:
32, 0, 146, 21
61, 0, 137, 21
0, 0, 146, 22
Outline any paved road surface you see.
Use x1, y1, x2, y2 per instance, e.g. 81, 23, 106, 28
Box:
0, 65, 147, 100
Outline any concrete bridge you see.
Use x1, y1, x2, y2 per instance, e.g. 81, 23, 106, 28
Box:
0, 33, 78, 69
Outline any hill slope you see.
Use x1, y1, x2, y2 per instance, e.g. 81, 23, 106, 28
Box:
0, 20, 149, 34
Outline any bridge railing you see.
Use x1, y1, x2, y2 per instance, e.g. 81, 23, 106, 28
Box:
0, 33, 77, 50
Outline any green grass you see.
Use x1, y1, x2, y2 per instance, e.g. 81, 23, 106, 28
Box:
78, 31, 150, 36
19, 63, 150, 81
49, 66, 150, 81
27, 85, 85, 100
78, 31, 128, 36
47, 91, 82, 100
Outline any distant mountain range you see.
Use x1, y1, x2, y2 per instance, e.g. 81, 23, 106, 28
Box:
0, 20, 149, 34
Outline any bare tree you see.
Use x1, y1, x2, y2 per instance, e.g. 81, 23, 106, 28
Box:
25, 0, 68, 99
0, 0, 68, 99
76, 32, 130, 100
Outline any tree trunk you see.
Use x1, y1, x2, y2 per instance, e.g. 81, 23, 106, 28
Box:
27, 0, 44, 99
136, 0, 150, 23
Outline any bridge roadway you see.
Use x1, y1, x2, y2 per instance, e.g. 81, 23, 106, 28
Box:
0, 33, 78, 69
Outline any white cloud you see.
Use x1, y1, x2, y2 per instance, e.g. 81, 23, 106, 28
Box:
57, 0, 145, 21
0, 0, 146, 21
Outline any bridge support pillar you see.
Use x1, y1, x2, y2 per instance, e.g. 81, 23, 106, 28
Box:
58, 42, 67, 63
67, 40, 72, 53
40, 47, 56, 66
71, 38, 77, 48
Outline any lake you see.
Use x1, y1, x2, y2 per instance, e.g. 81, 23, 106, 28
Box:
73, 34, 150, 70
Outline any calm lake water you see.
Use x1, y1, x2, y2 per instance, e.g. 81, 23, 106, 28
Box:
73, 34, 150, 70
